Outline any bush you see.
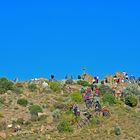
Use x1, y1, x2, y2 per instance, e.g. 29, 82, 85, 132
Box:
28, 83, 37, 92
29, 105, 43, 115
71, 91, 83, 103
57, 120, 73, 133
61, 111, 76, 123
122, 84, 140, 100
125, 96, 138, 107
49, 82, 61, 92
0, 78, 14, 94
99, 85, 115, 96
52, 109, 61, 122
77, 80, 90, 87
114, 127, 121, 135
65, 79, 74, 85
17, 98, 28, 107
102, 94, 117, 105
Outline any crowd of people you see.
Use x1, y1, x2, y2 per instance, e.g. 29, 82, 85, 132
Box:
72, 86, 110, 123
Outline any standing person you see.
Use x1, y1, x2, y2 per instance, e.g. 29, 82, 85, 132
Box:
95, 87, 99, 96
95, 101, 101, 115
96, 76, 99, 83
73, 105, 80, 117
65, 74, 68, 80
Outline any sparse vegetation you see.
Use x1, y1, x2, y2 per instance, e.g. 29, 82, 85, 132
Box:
102, 93, 117, 105
28, 83, 37, 92
52, 109, 61, 122
71, 91, 83, 103
65, 79, 74, 85
77, 80, 90, 87
57, 120, 73, 133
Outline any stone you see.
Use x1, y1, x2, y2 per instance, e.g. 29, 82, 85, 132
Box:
7, 124, 13, 128
38, 112, 47, 117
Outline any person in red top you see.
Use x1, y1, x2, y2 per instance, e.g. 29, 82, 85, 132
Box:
95, 87, 99, 96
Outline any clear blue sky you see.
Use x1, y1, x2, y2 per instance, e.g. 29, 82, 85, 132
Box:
0, 0, 140, 80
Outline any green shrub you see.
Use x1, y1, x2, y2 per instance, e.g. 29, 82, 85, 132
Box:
122, 84, 140, 100
57, 120, 73, 133
17, 98, 28, 107
102, 94, 117, 105
29, 105, 43, 115
99, 85, 115, 95
125, 96, 138, 107
71, 91, 83, 103
28, 83, 37, 92
114, 127, 121, 135
77, 80, 90, 87
0, 78, 14, 94
52, 109, 61, 122
61, 111, 76, 123
49, 82, 61, 92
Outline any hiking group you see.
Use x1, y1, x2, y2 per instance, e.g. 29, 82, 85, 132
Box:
72, 85, 110, 126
